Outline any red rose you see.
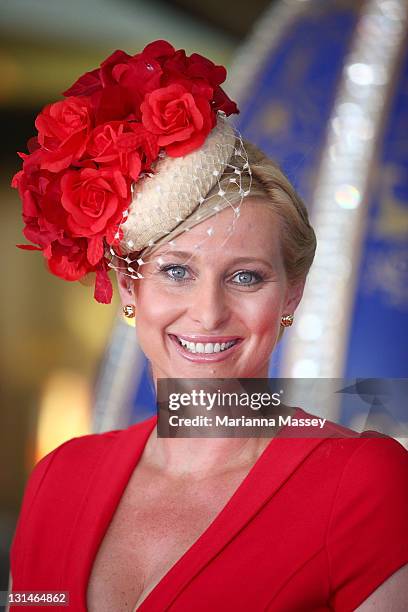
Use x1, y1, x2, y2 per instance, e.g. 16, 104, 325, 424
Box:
45, 236, 113, 303
185, 54, 238, 115
35, 97, 93, 172
186, 53, 227, 87
141, 40, 176, 64
141, 84, 213, 157
87, 121, 141, 181
99, 50, 133, 87
12, 164, 65, 249
111, 56, 162, 97
60, 167, 130, 264
97, 51, 163, 122
64, 48, 165, 123
160, 50, 237, 116
63, 68, 103, 98
162, 51, 226, 90
212, 85, 239, 116
127, 122, 160, 170
46, 235, 91, 281
87, 121, 159, 179
63, 45, 170, 96
63, 50, 133, 98
158, 50, 214, 103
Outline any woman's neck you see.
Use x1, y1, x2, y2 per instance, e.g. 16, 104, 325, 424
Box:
142, 432, 271, 478
147, 372, 285, 477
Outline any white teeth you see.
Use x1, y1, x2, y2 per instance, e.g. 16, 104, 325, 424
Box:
176, 337, 237, 354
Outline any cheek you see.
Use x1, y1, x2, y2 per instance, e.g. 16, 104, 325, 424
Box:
134, 283, 179, 350
137, 282, 180, 322
240, 291, 284, 335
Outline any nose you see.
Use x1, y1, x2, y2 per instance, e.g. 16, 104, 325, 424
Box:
188, 273, 230, 331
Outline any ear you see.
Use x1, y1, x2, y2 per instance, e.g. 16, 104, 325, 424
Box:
115, 268, 135, 309
283, 278, 306, 315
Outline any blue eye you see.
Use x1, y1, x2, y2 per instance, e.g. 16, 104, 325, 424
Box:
160, 264, 190, 281
231, 270, 263, 285
159, 264, 264, 286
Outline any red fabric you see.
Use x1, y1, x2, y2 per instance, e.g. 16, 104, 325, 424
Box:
9, 408, 408, 611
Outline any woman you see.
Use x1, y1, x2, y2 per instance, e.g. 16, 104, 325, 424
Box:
9, 40, 408, 611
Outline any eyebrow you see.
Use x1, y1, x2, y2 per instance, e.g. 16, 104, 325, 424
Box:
156, 250, 275, 269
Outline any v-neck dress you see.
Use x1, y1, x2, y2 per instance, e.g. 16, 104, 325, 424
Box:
9, 407, 408, 611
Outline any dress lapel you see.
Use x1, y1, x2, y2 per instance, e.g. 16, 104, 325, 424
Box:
62, 416, 157, 610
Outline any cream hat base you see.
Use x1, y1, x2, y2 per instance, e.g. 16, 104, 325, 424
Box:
119, 116, 236, 255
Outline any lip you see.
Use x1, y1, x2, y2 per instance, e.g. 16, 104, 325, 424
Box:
171, 334, 242, 343
168, 334, 243, 363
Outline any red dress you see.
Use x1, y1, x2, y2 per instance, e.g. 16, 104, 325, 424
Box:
9, 407, 408, 611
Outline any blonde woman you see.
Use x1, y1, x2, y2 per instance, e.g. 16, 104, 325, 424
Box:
9, 40, 408, 611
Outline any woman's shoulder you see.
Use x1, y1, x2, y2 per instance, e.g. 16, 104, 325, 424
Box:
39, 415, 155, 460
18, 416, 157, 509
286, 409, 408, 610
296, 405, 399, 439
10, 417, 157, 566
295, 406, 408, 482
320, 418, 408, 610
26, 427, 120, 486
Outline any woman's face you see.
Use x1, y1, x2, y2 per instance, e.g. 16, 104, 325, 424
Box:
117, 199, 304, 380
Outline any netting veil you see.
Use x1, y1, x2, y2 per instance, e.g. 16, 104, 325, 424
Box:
107, 113, 252, 282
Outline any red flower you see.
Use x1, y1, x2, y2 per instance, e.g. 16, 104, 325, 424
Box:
45, 236, 113, 304
141, 40, 176, 64
186, 53, 227, 87
46, 235, 91, 281
160, 53, 214, 104
64, 42, 176, 99
87, 121, 159, 178
101, 42, 174, 96
212, 85, 239, 116
99, 50, 134, 88
110, 56, 162, 99
141, 84, 213, 157
12, 164, 65, 249
160, 50, 237, 116
35, 97, 94, 172
62, 68, 103, 98
64, 49, 165, 123
60, 167, 130, 265
94, 52, 164, 123
87, 121, 140, 181
127, 122, 160, 170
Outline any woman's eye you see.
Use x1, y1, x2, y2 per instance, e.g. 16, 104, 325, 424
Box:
159, 265, 263, 286
231, 270, 263, 285
161, 264, 190, 281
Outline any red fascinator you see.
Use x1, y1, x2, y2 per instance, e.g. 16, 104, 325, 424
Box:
12, 40, 239, 304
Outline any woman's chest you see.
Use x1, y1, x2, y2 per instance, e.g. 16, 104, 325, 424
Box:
86, 467, 250, 611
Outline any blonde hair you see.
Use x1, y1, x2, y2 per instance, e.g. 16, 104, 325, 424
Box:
140, 139, 316, 285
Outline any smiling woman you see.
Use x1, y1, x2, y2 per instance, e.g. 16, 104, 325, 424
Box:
9, 40, 408, 612
117, 200, 305, 380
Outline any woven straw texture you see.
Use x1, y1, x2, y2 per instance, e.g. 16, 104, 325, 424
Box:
119, 117, 236, 253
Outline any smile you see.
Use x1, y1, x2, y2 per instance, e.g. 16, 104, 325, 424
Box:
168, 334, 243, 362
177, 337, 238, 353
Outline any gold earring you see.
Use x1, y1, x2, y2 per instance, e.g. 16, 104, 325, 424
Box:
281, 314, 294, 327
123, 304, 136, 319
